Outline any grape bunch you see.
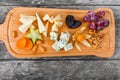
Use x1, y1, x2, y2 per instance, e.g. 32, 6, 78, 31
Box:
83, 10, 109, 31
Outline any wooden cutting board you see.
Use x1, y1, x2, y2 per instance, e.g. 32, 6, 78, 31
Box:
0, 7, 115, 58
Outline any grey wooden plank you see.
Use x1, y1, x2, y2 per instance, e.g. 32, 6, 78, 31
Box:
0, 60, 120, 80
0, 6, 119, 59
0, 0, 120, 6
0, 6, 120, 26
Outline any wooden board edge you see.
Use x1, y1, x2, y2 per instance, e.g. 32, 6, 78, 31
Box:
3, 7, 116, 58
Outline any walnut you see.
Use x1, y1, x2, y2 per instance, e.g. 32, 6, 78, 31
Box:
88, 32, 105, 49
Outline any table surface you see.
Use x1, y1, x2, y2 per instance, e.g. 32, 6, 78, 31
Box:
0, 0, 120, 80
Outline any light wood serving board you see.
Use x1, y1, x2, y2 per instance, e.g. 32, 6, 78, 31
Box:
0, 7, 115, 58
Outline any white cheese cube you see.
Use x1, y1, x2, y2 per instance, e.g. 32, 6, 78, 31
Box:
43, 14, 50, 21
54, 21, 63, 27
54, 15, 62, 21
50, 32, 58, 40
64, 43, 73, 51
52, 23, 58, 32
49, 16, 54, 23
57, 39, 68, 48
52, 41, 61, 51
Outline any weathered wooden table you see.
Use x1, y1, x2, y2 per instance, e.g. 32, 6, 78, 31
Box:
0, 0, 119, 80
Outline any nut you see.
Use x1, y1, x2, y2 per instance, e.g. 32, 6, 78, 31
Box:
12, 31, 17, 38
98, 44, 103, 48
100, 33, 105, 38
97, 37, 100, 40
88, 33, 105, 49
88, 30, 96, 35
36, 40, 43, 45
32, 45, 38, 52
38, 46, 46, 52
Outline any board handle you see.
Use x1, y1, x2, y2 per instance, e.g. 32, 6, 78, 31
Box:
0, 24, 5, 42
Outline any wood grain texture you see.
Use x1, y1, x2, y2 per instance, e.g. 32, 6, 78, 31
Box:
0, 60, 119, 80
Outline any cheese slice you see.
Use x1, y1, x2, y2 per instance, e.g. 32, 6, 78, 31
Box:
18, 20, 33, 33
36, 13, 46, 33
43, 22, 49, 37
19, 15, 36, 24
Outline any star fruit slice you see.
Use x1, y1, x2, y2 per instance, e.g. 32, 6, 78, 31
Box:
25, 25, 43, 44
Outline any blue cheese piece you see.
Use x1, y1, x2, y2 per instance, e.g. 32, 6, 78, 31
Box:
50, 32, 58, 40
52, 41, 61, 51
64, 43, 73, 51
57, 39, 68, 48
60, 31, 70, 41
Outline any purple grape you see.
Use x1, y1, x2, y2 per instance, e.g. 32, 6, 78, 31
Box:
91, 15, 98, 21
98, 18, 104, 21
83, 10, 109, 31
83, 15, 91, 22
96, 18, 104, 26
88, 11, 97, 21
96, 26, 104, 31
97, 10, 105, 17
88, 11, 95, 17
89, 22, 96, 30
104, 20, 109, 27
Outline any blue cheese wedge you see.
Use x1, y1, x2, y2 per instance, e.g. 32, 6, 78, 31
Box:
64, 43, 73, 51
50, 32, 58, 41
51, 31, 72, 52
57, 39, 68, 48
52, 41, 61, 51
57, 31, 71, 48
60, 31, 70, 41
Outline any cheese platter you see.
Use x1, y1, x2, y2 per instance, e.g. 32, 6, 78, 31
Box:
0, 7, 115, 58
